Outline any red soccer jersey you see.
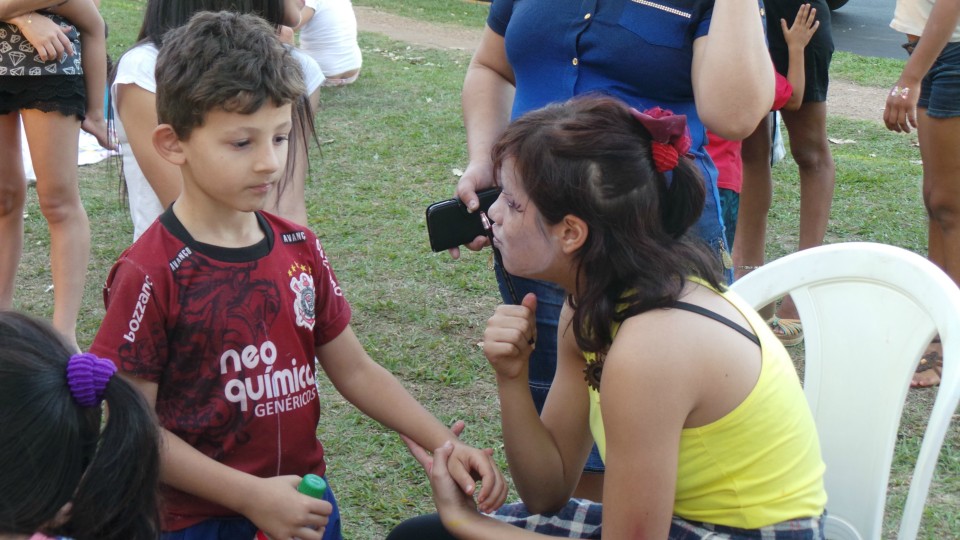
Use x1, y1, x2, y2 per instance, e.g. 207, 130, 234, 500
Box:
90, 209, 351, 531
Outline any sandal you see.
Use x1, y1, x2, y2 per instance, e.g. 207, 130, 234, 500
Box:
913, 338, 943, 388
768, 316, 804, 347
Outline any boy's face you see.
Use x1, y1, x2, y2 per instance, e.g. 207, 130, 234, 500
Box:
176, 102, 293, 214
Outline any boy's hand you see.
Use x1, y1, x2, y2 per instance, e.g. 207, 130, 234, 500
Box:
781, 4, 819, 51
13, 13, 74, 62
245, 475, 331, 540
483, 293, 538, 381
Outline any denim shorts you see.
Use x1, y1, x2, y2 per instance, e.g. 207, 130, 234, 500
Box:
160, 476, 341, 540
919, 41, 960, 118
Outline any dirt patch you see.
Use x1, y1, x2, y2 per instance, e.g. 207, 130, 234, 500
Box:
355, 6, 884, 124
355, 6, 480, 52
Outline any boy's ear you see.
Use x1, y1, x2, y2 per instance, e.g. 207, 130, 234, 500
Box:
152, 124, 186, 166
559, 214, 588, 254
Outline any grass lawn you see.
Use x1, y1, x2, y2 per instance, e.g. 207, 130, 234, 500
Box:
10, 0, 956, 537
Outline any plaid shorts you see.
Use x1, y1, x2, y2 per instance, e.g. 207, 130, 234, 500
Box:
489, 499, 825, 539
670, 514, 826, 539
489, 499, 603, 538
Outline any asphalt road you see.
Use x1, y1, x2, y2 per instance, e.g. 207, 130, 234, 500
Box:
829, 0, 909, 59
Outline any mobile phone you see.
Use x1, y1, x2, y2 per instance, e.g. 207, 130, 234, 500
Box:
425, 188, 501, 252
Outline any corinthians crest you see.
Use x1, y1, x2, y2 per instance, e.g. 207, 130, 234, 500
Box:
289, 272, 316, 330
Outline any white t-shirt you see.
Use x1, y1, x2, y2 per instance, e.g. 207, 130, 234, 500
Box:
891, 0, 960, 42
299, 0, 362, 77
112, 42, 323, 240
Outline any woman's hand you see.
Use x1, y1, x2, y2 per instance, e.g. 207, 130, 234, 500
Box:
428, 441, 486, 531
483, 293, 537, 381
447, 159, 496, 259
883, 77, 921, 133
400, 420, 507, 513
12, 12, 74, 62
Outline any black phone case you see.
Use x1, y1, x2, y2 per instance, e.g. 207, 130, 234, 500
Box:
425, 188, 501, 252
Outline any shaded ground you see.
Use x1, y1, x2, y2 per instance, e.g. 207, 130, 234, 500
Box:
355, 6, 886, 123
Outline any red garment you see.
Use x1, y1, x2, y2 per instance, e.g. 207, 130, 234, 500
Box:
707, 72, 794, 193
90, 210, 351, 531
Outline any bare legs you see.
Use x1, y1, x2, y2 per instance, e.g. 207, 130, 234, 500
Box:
20, 109, 90, 351
0, 115, 27, 314
767, 103, 836, 322
913, 109, 960, 386
734, 103, 834, 330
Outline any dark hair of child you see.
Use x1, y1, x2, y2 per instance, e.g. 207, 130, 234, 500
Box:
0, 312, 161, 540
154, 10, 307, 140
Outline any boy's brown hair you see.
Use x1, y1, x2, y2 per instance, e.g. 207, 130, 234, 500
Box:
155, 10, 306, 139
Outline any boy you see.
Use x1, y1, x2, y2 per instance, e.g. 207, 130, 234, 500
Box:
90, 11, 505, 540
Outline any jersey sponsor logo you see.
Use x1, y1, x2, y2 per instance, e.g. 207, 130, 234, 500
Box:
168, 246, 193, 272
316, 240, 343, 297
220, 340, 318, 416
281, 231, 308, 244
290, 272, 316, 331
122, 275, 154, 343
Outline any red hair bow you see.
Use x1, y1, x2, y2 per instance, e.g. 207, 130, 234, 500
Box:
629, 107, 692, 173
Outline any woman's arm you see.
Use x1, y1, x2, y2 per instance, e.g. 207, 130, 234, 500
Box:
491, 298, 595, 513
294, 5, 315, 30
595, 314, 697, 538
885, 0, 960, 132
456, 25, 515, 244
118, 83, 184, 207
0, 0, 67, 19
692, 0, 775, 139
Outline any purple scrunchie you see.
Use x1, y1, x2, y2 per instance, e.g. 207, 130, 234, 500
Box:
66, 353, 117, 407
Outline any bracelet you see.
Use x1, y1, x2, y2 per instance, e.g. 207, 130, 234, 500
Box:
890, 85, 910, 99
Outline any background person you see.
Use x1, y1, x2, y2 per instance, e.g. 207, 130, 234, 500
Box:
0, 0, 111, 351
884, 0, 960, 387
734, 0, 836, 346
295, 0, 362, 86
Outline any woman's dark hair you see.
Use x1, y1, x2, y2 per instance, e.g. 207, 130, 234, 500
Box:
492, 95, 724, 353
0, 312, 161, 540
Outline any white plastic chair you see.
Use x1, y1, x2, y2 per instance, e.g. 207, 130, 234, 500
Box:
730, 242, 960, 540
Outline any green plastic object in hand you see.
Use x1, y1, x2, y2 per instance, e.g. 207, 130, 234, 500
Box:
254, 475, 328, 540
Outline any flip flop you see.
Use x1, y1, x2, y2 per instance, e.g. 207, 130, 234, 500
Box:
913, 347, 943, 388
768, 316, 804, 347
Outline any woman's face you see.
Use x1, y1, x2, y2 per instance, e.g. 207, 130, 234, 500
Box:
487, 158, 565, 282
282, 0, 305, 27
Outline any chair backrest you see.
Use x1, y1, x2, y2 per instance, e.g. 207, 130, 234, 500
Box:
730, 243, 960, 540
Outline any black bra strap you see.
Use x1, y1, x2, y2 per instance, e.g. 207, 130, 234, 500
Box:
672, 301, 760, 346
